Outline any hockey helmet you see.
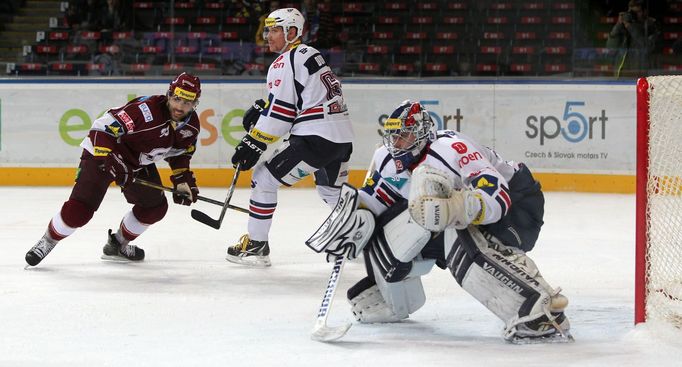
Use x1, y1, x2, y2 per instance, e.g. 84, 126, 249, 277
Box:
263, 8, 305, 42
382, 100, 435, 170
168, 72, 201, 102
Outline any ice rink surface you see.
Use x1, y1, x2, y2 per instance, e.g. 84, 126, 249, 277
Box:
1, 187, 681, 366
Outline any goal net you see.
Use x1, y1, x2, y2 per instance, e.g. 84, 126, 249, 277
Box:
636, 76, 682, 327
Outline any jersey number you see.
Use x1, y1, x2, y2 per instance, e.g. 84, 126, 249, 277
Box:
320, 71, 342, 100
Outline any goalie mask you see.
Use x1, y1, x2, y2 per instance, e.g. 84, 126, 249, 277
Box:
263, 8, 305, 53
382, 101, 435, 172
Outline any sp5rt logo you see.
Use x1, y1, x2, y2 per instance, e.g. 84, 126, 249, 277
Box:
526, 102, 607, 145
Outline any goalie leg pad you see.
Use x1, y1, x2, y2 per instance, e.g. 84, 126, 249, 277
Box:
446, 226, 570, 340
348, 268, 429, 323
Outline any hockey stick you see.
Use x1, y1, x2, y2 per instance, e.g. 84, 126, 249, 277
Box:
133, 178, 249, 213
310, 158, 379, 342
311, 254, 352, 342
190, 163, 243, 229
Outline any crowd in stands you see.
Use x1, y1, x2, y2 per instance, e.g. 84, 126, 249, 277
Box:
3, 0, 680, 77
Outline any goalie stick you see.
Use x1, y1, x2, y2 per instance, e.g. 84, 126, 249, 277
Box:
190, 163, 244, 229
311, 254, 352, 342
133, 178, 247, 214
309, 157, 378, 342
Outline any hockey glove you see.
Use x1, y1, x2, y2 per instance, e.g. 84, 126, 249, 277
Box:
104, 152, 135, 187
170, 170, 199, 206
231, 134, 267, 171
242, 99, 266, 132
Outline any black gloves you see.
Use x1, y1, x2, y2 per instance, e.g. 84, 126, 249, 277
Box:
170, 170, 199, 205
242, 99, 266, 132
231, 134, 267, 171
104, 152, 135, 187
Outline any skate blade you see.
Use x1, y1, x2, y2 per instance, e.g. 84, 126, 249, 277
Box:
508, 330, 575, 345
225, 254, 271, 268
100, 254, 141, 263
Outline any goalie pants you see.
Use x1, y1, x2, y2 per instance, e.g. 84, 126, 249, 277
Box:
479, 163, 544, 252
247, 135, 352, 242
47, 151, 168, 242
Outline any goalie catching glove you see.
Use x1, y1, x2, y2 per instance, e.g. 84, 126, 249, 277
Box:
408, 164, 484, 232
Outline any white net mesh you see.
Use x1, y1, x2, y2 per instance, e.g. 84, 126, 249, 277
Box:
645, 75, 682, 326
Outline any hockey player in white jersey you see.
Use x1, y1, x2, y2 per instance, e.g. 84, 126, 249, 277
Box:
227, 8, 354, 267
307, 100, 572, 343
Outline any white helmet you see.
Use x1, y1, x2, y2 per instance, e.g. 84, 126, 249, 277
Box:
264, 8, 305, 52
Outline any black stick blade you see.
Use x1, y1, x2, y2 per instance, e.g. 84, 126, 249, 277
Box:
191, 209, 222, 229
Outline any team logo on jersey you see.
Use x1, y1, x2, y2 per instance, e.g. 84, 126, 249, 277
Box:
104, 120, 124, 137
471, 174, 498, 196
160, 126, 170, 137
116, 111, 134, 131
452, 142, 468, 154
138, 103, 153, 122
179, 130, 194, 139
296, 168, 310, 178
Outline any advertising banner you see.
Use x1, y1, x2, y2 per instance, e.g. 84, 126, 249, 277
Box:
0, 80, 635, 175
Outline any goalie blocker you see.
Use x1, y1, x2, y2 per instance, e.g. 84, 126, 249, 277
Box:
307, 179, 571, 343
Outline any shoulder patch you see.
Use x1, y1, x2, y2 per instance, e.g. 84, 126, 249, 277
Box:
303, 53, 327, 75
138, 103, 153, 122
104, 120, 125, 137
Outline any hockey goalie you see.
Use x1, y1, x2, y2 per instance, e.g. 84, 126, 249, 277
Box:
307, 100, 572, 343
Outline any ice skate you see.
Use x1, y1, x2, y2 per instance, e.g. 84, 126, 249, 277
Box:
226, 234, 271, 267
25, 234, 58, 267
101, 229, 145, 262
505, 293, 574, 344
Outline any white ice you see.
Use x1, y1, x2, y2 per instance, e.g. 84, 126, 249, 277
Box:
1, 187, 680, 366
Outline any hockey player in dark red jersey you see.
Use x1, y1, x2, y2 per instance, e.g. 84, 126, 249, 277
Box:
25, 72, 202, 266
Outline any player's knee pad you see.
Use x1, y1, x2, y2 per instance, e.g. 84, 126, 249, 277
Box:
445, 226, 569, 339
132, 200, 168, 225
60, 199, 95, 228
251, 164, 281, 193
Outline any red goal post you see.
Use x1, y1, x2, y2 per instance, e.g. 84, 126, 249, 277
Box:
636, 76, 682, 326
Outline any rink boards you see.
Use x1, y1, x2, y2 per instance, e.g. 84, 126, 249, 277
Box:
0, 79, 635, 192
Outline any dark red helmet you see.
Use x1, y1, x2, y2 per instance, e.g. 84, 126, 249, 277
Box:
168, 72, 201, 101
